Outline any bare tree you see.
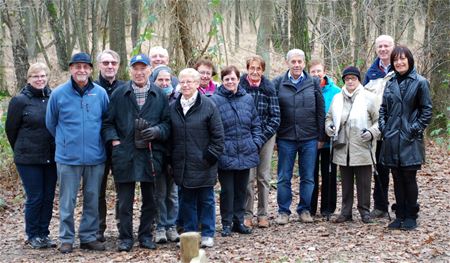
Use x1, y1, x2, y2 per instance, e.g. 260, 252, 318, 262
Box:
256, 0, 273, 73
171, 0, 196, 66
290, 0, 310, 56
108, 0, 128, 79
130, 0, 141, 49
45, 0, 70, 70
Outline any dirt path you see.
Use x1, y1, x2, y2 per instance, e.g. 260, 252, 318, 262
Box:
0, 142, 449, 262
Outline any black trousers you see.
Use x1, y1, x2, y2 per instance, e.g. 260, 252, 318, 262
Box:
391, 169, 419, 219
218, 169, 250, 227
373, 140, 390, 212
117, 181, 156, 241
98, 150, 120, 234
311, 147, 337, 215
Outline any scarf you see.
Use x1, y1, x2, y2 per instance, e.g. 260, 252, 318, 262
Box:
246, 75, 261, 88
180, 90, 198, 115
331, 84, 368, 134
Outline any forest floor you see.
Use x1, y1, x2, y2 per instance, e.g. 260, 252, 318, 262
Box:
0, 141, 449, 263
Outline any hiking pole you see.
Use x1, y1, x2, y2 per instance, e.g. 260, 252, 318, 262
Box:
365, 130, 391, 221
326, 136, 333, 222
148, 142, 156, 177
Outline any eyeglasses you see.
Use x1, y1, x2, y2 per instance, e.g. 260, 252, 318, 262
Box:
30, 75, 47, 79
198, 71, 212, 76
180, 80, 195, 85
344, 76, 358, 82
101, 61, 118, 66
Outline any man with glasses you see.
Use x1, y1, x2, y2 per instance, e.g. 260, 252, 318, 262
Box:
94, 49, 125, 242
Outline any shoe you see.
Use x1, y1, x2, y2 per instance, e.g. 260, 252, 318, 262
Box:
41, 236, 57, 248
244, 218, 253, 228
275, 213, 289, 225
59, 243, 73, 254
361, 215, 373, 224
155, 229, 167, 244
401, 218, 417, 230
232, 223, 252, 234
28, 237, 47, 249
118, 239, 133, 252
299, 210, 314, 223
257, 217, 269, 228
139, 239, 156, 250
388, 218, 403, 229
200, 237, 214, 248
96, 231, 106, 242
221, 225, 232, 237
166, 227, 180, 242
370, 209, 388, 218
80, 240, 106, 251
333, 215, 352, 223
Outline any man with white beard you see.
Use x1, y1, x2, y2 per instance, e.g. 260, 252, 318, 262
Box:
46, 52, 109, 254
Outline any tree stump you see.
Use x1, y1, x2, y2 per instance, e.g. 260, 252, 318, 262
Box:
180, 232, 200, 263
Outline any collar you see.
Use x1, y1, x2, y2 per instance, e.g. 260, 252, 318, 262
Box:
378, 59, 390, 74
246, 75, 262, 88
288, 71, 304, 84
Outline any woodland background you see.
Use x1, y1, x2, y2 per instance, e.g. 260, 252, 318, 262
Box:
0, 0, 448, 262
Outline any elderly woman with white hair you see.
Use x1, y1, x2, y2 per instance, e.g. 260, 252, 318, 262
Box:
170, 68, 224, 248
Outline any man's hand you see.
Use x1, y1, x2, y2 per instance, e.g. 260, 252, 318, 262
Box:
112, 140, 121, 146
141, 126, 160, 141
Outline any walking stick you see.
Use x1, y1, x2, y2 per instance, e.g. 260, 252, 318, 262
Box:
365, 133, 391, 221
327, 137, 333, 221
148, 142, 156, 177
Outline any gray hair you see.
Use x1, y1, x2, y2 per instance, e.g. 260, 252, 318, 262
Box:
178, 68, 200, 82
150, 46, 169, 58
375, 35, 394, 46
286, 49, 305, 61
97, 49, 120, 63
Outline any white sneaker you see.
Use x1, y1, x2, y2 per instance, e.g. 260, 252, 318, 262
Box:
155, 229, 167, 243
200, 237, 214, 248
166, 226, 180, 242
275, 213, 289, 225
299, 210, 314, 223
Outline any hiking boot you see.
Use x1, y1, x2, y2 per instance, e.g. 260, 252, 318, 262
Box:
370, 209, 388, 218
166, 227, 180, 242
200, 237, 214, 248
41, 236, 57, 248
388, 218, 403, 229
80, 240, 106, 251
232, 223, 252, 234
154, 229, 167, 244
257, 217, 269, 228
221, 225, 232, 237
299, 210, 314, 223
28, 237, 47, 249
333, 214, 352, 223
244, 218, 253, 228
275, 213, 289, 225
139, 239, 156, 250
96, 231, 106, 242
117, 239, 133, 252
59, 243, 73, 254
401, 218, 417, 230
361, 215, 373, 224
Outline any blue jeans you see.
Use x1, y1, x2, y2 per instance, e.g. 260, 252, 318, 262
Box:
57, 163, 104, 244
16, 163, 57, 240
277, 138, 317, 215
180, 186, 215, 238
155, 172, 179, 230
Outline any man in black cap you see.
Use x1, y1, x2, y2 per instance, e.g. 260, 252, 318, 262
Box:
94, 49, 125, 242
46, 52, 109, 253
102, 54, 170, 252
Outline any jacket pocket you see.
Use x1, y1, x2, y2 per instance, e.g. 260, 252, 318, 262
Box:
111, 144, 132, 178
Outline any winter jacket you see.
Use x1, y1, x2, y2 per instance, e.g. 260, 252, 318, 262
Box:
170, 92, 224, 188
211, 85, 263, 170
363, 57, 391, 85
325, 85, 380, 166
321, 76, 341, 147
46, 79, 109, 165
364, 71, 395, 108
102, 81, 171, 183
95, 74, 126, 98
273, 70, 325, 142
239, 74, 280, 144
379, 69, 432, 168
6, 84, 55, 164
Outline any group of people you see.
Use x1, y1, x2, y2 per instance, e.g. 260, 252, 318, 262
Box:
5, 34, 432, 254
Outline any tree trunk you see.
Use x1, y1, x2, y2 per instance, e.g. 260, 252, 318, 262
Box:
290, 0, 310, 57
256, 0, 273, 74
351, 0, 365, 67
130, 0, 141, 49
108, 0, 128, 80
172, 0, 195, 66
1, 0, 30, 92
45, 0, 69, 70
22, 0, 37, 58
234, 0, 240, 52
0, 15, 8, 95
91, 0, 99, 59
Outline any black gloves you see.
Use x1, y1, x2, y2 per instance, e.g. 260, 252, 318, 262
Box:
141, 126, 160, 141
135, 118, 150, 149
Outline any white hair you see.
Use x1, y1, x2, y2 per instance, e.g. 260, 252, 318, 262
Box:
375, 35, 394, 46
178, 68, 200, 81
286, 49, 305, 61
149, 46, 169, 58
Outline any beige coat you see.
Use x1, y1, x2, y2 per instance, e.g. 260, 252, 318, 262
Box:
325, 85, 380, 166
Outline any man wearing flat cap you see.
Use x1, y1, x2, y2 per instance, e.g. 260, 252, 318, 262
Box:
102, 54, 170, 252
46, 52, 109, 253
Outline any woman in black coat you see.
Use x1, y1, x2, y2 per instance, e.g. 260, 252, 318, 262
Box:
5, 63, 57, 248
170, 68, 224, 248
379, 45, 432, 230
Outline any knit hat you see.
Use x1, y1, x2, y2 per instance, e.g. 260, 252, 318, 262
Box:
342, 66, 361, 82
69, 52, 93, 67
130, 54, 150, 66
150, 65, 172, 83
